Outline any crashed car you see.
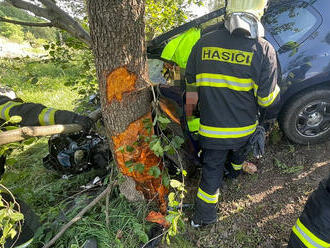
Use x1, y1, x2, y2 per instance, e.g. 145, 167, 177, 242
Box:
148, 0, 330, 145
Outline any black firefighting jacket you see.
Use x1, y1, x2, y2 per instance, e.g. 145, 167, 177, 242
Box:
0, 95, 92, 130
288, 175, 330, 248
185, 26, 280, 149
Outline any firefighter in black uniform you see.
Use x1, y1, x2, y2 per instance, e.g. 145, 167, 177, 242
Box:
0, 88, 93, 176
185, 0, 281, 227
287, 174, 330, 248
0, 93, 92, 130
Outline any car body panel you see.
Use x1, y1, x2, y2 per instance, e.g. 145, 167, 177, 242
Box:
263, 0, 330, 118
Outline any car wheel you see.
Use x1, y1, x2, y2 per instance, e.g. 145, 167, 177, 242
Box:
280, 88, 330, 145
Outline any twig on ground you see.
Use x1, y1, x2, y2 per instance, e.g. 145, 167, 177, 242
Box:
141, 229, 168, 248
42, 179, 117, 248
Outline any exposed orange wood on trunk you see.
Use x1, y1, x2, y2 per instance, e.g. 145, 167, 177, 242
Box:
106, 67, 137, 102
159, 99, 180, 125
112, 112, 168, 213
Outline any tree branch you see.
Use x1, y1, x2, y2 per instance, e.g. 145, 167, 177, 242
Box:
5, 0, 50, 18
42, 180, 117, 248
5, 0, 92, 46
0, 124, 82, 145
0, 17, 53, 27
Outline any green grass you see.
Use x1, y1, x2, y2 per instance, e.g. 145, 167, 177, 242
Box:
0, 58, 81, 110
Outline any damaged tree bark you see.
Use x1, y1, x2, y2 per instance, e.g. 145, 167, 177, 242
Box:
86, 0, 167, 213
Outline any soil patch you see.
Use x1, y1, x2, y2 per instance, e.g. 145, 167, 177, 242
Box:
184, 138, 330, 248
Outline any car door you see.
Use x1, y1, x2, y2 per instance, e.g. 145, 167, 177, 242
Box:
263, 1, 323, 96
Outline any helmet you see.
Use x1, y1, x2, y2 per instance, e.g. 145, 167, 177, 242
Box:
226, 0, 268, 21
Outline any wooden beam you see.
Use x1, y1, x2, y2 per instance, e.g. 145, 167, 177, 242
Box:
0, 124, 82, 145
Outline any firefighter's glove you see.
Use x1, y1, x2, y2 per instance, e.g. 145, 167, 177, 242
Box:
249, 126, 266, 158
72, 115, 93, 132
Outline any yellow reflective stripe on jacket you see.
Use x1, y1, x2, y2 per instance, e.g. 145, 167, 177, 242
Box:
258, 85, 280, 107
231, 163, 243, 171
292, 218, 330, 248
197, 188, 219, 204
193, 73, 254, 92
0, 101, 22, 121
199, 121, 258, 139
38, 108, 56, 126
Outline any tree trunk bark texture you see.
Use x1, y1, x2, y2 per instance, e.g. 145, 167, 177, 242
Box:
87, 0, 167, 213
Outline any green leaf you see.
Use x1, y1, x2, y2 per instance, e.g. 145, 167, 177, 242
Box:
170, 179, 182, 189
23, 138, 36, 146
126, 146, 134, 153
9, 212, 24, 222
4, 126, 18, 131
182, 170, 187, 177
162, 172, 170, 188
148, 166, 161, 178
5, 158, 16, 166
125, 160, 134, 167
171, 136, 184, 149
168, 192, 175, 203
158, 115, 171, 124
150, 139, 164, 157
135, 163, 145, 174
172, 215, 180, 235
166, 233, 171, 245
116, 146, 125, 153
8, 228, 17, 239
8, 116, 22, 124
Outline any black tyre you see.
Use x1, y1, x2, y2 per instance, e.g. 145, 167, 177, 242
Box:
280, 88, 330, 145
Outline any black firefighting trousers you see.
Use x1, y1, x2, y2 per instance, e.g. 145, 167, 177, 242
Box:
193, 147, 247, 224
287, 175, 330, 248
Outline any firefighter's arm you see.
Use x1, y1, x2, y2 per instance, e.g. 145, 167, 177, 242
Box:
185, 42, 199, 117
0, 95, 93, 131
185, 91, 198, 116
256, 44, 281, 109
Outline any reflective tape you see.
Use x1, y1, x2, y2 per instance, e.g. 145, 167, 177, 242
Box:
38, 108, 56, 126
199, 121, 257, 139
292, 218, 330, 248
197, 187, 219, 204
0, 101, 22, 121
193, 73, 254, 92
257, 85, 280, 107
231, 163, 243, 171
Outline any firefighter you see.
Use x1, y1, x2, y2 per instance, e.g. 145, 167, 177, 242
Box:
0, 92, 93, 131
287, 174, 330, 248
0, 88, 93, 177
185, 0, 281, 227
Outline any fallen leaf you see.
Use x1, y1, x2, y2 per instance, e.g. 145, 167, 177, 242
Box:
243, 162, 258, 174
146, 211, 170, 228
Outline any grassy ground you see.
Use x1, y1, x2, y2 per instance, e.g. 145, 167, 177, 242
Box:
0, 57, 80, 109
1, 57, 330, 248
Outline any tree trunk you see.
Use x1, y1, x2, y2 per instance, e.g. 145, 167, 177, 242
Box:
86, 0, 167, 213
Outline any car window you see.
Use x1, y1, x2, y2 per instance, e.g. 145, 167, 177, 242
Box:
264, 2, 321, 47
